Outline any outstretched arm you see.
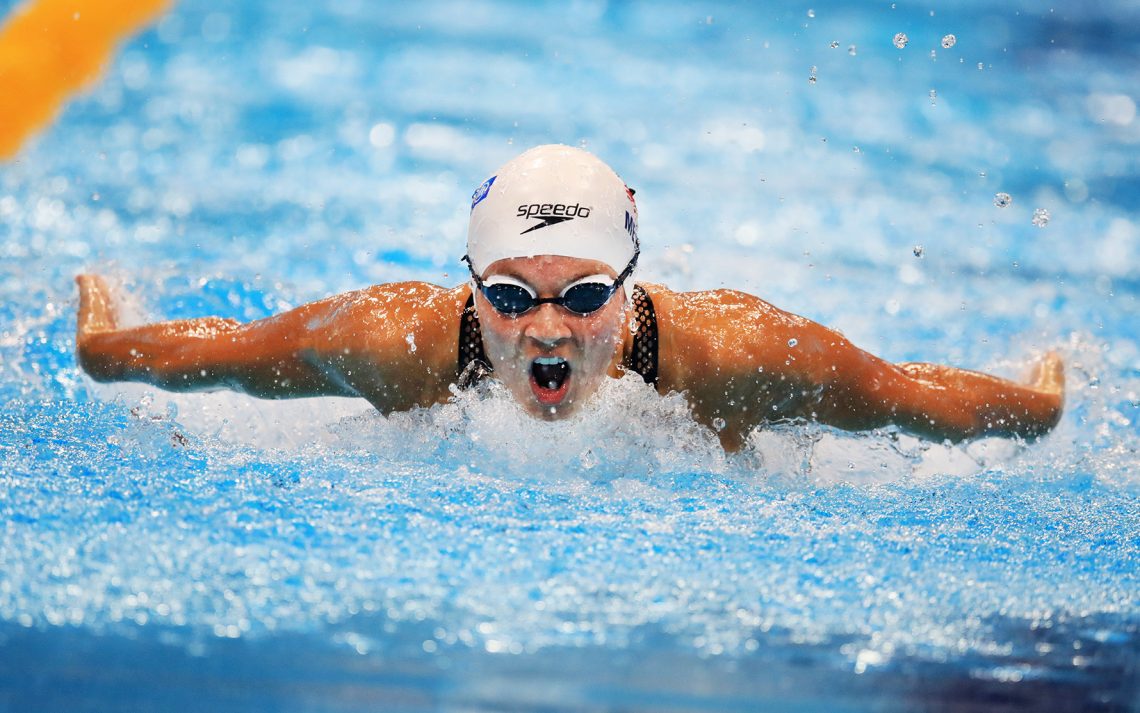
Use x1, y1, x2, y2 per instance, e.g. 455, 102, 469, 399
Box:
653, 287, 1064, 449
806, 348, 1064, 442
75, 275, 465, 412
77, 275, 257, 391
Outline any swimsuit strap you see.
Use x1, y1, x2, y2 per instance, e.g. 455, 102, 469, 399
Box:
456, 293, 493, 388
625, 284, 659, 386
455, 285, 659, 389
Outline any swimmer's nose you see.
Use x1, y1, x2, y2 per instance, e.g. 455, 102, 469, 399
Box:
523, 303, 573, 347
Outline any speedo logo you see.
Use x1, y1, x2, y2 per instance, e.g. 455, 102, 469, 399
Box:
517, 203, 591, 234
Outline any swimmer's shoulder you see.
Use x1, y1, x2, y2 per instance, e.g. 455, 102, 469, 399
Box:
307, 281, 473, 410
637, 283, 822, 387
311, 281, 471, 363
638, 282, 805, 340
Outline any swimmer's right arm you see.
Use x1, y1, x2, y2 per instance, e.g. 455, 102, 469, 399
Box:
75, 275, 465, 412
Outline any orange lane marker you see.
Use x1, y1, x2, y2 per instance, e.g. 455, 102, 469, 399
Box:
0, 0, 172, 160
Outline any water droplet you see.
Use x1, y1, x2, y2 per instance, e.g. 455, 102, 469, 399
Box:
579, 448, 598, 469
913, 245, 925, 257
941, 34, 957, 48
893, 33, 909, 49
807, 8, 816, 18
830, 40, 839, 48
405, 333, 417, 352
994, 192, 1013, 208
787, 338, 798, 348
1032, 208, 1051, 227
712, 417, 726, 431
848, 44, 857, 56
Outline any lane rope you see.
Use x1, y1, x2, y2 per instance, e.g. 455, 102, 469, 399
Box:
0, 0, 172, 160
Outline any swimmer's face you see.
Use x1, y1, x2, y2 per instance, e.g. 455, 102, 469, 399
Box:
474, 255, 629, 420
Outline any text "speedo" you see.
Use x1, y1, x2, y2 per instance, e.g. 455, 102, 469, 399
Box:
516, 203, 592, 219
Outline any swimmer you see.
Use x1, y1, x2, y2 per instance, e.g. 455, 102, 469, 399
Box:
75, 144, 1064, 451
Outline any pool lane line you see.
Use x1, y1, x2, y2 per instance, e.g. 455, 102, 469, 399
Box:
0, 0, 172, 161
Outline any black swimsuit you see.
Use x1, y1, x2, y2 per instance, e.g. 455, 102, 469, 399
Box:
456, 284, 659, 389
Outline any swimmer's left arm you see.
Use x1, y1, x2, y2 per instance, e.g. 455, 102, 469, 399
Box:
798, 341, 1065, 442
656, 287, 1064, 447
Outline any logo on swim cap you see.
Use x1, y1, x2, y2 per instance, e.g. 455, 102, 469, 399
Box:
516, 203, 592, 234
471, 175, 495, 210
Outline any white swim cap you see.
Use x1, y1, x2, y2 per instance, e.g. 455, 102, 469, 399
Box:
466, 144, 639, 276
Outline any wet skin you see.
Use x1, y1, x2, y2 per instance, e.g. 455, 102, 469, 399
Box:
75, 267, 1065, 451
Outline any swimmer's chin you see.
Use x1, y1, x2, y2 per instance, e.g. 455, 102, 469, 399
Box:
524, 396, 578, 421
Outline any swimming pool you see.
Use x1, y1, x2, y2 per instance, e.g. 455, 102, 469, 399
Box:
2, 0, 1138, 710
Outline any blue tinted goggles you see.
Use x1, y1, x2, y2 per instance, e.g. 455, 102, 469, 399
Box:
463, 253, 638, 317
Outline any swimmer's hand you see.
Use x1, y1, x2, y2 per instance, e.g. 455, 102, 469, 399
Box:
1028, 351, 1065, 400
76, 274, 118, 336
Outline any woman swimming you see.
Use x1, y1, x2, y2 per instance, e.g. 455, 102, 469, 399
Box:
76, 144, 1064, 450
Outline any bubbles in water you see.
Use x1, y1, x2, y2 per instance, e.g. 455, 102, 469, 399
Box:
712, 417, 726, 431
848, 45, 857, 56
808, 66, 818, 84
941, 34, 957, 48
913, 245, 925, 258
893, 33, 909, 49
807, 9, 815, 18
929, 89, 937, 105
405, 333, 417, 352
1032, 208, 1051, 227
787, 338, 798, 348
829, 41, 839, 49
993, 192, 1013, 208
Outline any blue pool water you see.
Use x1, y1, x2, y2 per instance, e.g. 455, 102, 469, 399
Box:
2, 1, 1139, 710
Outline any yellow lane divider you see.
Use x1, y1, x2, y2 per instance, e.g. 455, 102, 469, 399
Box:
0, 0, 172, 160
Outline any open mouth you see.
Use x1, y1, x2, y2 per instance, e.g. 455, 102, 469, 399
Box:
530, 356, 571, 405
